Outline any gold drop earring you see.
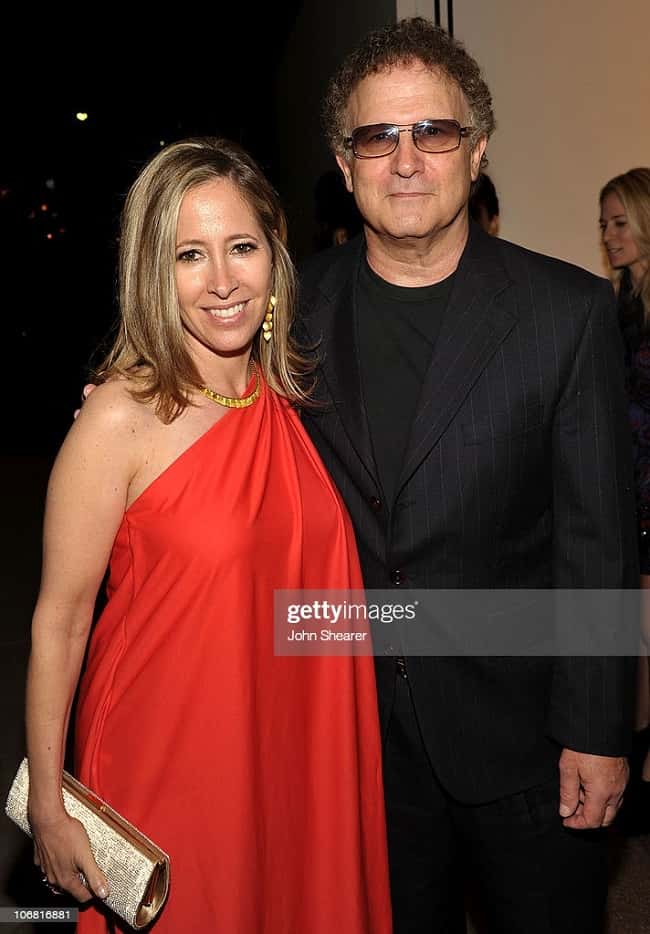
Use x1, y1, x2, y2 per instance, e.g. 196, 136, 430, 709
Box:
262, 295, 276, 343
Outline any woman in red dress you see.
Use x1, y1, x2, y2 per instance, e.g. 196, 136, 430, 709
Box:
25, 138, 392, 933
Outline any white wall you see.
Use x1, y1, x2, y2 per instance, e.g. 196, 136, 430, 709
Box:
453, 0, 650, 276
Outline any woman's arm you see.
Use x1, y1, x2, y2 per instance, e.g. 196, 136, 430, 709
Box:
26, 382, 142, 901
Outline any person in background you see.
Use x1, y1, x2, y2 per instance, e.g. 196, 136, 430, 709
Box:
600, 167, 650, 833
313, 168, 364, 249
469, 171, 500, 235
25, 137, 392, 933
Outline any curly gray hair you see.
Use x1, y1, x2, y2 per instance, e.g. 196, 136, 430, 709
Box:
323, 18, 495, 161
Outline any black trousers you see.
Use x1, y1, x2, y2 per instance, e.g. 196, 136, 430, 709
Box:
383, 674, 609, 934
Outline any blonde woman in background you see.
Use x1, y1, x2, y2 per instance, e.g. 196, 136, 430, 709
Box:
600, 167, 650, 832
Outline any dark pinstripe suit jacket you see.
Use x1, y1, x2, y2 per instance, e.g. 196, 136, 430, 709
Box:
299, 223, 639, 803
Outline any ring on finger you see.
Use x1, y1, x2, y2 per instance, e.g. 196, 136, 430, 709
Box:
40, 873, 57, 893
78, 872, 88, 889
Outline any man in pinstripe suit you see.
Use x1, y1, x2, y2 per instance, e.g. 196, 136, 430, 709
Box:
299, 19, 638, 934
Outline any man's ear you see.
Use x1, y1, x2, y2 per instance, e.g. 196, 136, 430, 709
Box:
336, 153, 354, 194
470, 136, 488, 183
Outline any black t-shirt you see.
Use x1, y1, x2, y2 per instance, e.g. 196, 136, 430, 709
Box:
357, 258, 455, 505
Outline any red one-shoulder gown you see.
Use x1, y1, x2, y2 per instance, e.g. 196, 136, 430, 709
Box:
74, 378, 392, 933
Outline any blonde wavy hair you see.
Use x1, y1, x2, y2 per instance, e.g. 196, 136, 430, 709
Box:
600, 167, 650, 325
96, 137, 312, 421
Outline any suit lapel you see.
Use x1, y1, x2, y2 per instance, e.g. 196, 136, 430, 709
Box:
300, 238, 378, 482
396, 226, 518, 497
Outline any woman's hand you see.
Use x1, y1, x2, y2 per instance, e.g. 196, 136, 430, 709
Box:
30, 808, 109, 903
73, 384, 98, 421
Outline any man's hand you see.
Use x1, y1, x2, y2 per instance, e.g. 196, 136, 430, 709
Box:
558, 748, 628, 828
73, 384, 98, 420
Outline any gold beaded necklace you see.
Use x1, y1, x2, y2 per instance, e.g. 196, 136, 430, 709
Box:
199, 366, 261, 409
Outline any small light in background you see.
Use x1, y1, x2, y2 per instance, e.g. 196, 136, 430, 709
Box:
45, 178, 56, 191
40, 203, 48, 212
159, 140, 165, 147
46, 233, 53, 240
76, 112, 89, 122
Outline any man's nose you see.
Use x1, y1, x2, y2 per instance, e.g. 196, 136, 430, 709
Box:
390, 131, 425, 176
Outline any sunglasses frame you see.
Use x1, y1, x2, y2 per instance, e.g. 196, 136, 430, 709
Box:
343, 119, 473, 159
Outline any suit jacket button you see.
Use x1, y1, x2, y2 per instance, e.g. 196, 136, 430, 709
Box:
396, 656, 409, 679
390, 569, 405, 586
369, 496, 382, 512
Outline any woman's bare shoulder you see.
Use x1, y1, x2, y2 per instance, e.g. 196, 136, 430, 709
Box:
47, 377, 156, 505
74, 376, 157, 437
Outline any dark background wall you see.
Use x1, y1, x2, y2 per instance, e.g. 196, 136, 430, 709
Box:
274, 0, 395, 261
1, 7, 301, 458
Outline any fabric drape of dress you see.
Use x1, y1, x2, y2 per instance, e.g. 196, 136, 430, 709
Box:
74, 376, 392, 933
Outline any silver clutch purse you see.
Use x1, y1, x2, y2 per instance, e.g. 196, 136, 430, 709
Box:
5, 758, 170, 930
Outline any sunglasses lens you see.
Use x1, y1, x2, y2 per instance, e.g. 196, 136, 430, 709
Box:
413, 120, 461, 152
351, 124, 398, 157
